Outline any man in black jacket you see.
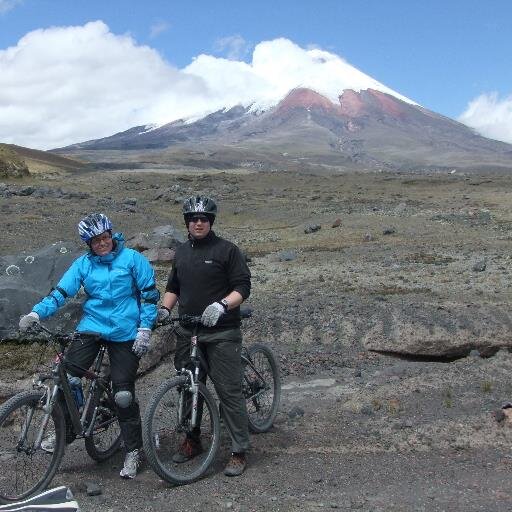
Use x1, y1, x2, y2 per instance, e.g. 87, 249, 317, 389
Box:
158, 195, 251, 476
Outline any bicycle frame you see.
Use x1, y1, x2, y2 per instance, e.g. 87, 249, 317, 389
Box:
31, 336, 112, 447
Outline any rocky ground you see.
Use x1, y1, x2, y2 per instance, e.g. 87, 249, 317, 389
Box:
2, 167, 512, 511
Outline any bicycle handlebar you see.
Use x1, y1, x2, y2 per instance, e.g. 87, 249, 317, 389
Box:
28, 323, 102, 348
158, 307, 252, 328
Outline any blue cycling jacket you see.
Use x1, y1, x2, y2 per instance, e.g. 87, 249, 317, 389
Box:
32, 233, 159, 342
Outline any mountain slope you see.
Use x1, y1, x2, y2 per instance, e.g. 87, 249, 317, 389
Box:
53, 88, 512, 173
2, 143, 86, 174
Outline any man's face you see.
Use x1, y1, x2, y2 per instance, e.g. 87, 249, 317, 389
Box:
187, 215, 211, 239
90, 231, 113, 256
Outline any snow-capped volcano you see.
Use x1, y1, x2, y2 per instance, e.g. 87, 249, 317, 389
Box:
54, 85, 512, 173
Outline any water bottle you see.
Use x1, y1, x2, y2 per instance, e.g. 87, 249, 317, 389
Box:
67, 374, 84, 410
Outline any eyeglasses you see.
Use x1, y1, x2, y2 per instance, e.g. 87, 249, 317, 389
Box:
189, 216, 210, 224
90, 233, 112, 246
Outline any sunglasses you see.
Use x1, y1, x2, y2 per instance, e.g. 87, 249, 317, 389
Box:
189, 215, 210, 223
90, 233, 112, 246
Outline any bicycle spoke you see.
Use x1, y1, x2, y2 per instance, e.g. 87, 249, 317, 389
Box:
0, 391, 65, 503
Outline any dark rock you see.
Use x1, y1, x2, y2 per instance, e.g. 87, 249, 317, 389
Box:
288, 406, 305, 419
383, 227, 396, 235
18, 186, 35, 196
472, 260, 487, 272
0, 242, 84, 339
495, 409, 506, 423
85, 481, 102, 496
304, 224, 321, 234
360, 404, 374, 416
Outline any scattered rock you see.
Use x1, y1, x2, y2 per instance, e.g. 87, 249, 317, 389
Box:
304, 224, 321, 234
85, 481, 102, 496
278, 250, 297, 262
288, 406, 305, 419
472, 260, 487, 272
142, 247, 175, 263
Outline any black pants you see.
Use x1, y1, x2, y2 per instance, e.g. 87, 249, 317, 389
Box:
174, 325, 250, 453
65, 337, 142, 451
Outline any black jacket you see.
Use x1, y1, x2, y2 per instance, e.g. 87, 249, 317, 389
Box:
165, 231, 251, 328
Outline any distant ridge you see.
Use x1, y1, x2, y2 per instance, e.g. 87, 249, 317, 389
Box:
53, 88, 512, 173
4, 143, 86, 173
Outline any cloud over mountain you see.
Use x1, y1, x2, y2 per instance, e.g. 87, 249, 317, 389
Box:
0, 22, 412, 149
459, 92, 512, 144
0, 20, 510, 149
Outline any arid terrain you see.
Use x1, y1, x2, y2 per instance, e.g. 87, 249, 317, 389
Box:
2, 165, 512, 511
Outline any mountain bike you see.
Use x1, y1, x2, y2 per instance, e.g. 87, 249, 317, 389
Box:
0, 325, 121, 503
142, 313, 281, 485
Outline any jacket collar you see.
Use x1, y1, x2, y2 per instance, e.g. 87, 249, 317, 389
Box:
188, 230, 216, 246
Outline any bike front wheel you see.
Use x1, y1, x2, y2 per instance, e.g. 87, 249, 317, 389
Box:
84, 385, 122, 462
0, 390, 66, 503
142, 376, 221, 485
244, 343, 281, 433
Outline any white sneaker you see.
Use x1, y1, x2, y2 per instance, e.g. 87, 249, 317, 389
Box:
41, 434, 56, 453
119, 449, 142, 479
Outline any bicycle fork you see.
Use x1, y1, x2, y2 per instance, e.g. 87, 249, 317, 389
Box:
179, 334, 201, 429
19, 384, 59, 454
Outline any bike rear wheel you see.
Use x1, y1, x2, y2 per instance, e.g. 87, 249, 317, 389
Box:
244, 344, 281, 433
84, 385, 122, 462
0, 390, 66, 503
142, 376, 220, 485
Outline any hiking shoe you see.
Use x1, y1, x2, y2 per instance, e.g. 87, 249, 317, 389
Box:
172, 437, 203, 463
224, 452, 247, 477
41, 434, 56, 453
119, 449, 142, 479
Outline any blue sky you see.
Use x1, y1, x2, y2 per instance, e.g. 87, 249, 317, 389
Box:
1, 0, 511, 149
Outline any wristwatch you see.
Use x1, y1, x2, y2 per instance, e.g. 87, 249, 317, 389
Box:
220, 299, 229, 312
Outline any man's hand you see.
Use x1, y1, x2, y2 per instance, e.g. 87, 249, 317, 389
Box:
19, 312, 40, 332
201, 302, 226, 327
132, 328, 151, 357
157, 307, 170, 323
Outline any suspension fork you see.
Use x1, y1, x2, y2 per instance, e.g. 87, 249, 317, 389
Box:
188, 333, 200, 427
24, 384, 60, 452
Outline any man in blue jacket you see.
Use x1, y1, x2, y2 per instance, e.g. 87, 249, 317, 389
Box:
19, 213, 159, 479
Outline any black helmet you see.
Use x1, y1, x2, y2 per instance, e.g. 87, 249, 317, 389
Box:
182, 195, 218, 217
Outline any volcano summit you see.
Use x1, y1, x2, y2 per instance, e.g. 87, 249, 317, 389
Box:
55, 88, 512, 173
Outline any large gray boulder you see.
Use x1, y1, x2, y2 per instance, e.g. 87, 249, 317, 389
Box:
0, 242, 85, 339
362, 301, 512, 357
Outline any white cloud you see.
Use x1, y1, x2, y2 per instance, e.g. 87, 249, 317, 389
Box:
0, 24, 413, 150
213, 35, 250, 61
0, 0, 22, 14
458, 92, 512, 144
0, 21, 211, 149
149, 20, 170, 39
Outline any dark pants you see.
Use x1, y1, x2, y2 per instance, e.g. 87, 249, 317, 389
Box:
65, 337, 142, 451
174, 325, 250, 454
